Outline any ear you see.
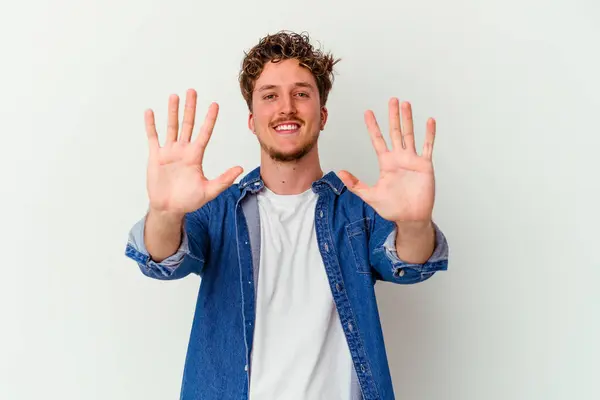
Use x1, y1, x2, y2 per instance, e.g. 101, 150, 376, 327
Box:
320, 106, 328, 130
248, 112, 255, 134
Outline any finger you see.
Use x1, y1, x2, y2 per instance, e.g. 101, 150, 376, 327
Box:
422, 117, 436, 160
400, 101, 416, 153
144, 109, 159, 160
338, 170, 373, 203
166, 94, 180, 143
194, 102, 219, 153
207, 166, 244, 198
180, 89, 197, 143
388, 98, 403, 151
364, 110, 389, 157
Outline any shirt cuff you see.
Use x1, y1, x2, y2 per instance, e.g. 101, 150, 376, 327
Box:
383, 221, 449, 269
126, 214, 189, 272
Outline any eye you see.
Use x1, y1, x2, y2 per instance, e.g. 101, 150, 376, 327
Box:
296, 92, 309, 98
263, 94, 276, 100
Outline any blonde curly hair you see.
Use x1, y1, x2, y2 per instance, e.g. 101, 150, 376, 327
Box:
239, 31, 340, 111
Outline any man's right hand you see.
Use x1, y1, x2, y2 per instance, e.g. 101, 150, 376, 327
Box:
145, 89, 243, 218
143, 89, 243, 262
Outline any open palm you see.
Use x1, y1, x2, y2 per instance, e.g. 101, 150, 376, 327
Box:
338, 98, 436, 223
145, 89, 243, 215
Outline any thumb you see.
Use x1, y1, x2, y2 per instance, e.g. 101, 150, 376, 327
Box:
207, 166, 244, 198
338, 170, 372, 202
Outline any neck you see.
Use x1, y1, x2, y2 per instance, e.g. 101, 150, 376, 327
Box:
259, 146, 324, 195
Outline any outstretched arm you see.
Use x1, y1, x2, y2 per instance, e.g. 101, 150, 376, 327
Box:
339, 98, 438, 264
144, 89, 243, 261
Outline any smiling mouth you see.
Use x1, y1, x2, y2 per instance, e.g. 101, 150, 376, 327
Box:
273, 123, 301, 134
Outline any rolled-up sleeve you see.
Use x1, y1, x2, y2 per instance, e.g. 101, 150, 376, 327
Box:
369, 214, 449, 284
124, 205, 209, 280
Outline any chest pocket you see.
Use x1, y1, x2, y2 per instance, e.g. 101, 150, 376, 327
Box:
345, 218, 372, 274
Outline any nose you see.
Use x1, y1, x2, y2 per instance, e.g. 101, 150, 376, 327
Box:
279, 94, 296, 115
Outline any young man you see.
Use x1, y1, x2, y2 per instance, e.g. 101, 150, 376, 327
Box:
125, 31, 449, 400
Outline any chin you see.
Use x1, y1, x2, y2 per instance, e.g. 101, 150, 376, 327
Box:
257, 128, 319, 163
262, 142, 316, 163
268, 149, 308, 162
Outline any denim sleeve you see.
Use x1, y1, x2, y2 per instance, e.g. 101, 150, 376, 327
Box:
369, 213, 449, 284
124, 205, 210, 280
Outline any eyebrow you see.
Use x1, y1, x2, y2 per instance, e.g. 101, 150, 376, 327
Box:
256, 82, 316, 92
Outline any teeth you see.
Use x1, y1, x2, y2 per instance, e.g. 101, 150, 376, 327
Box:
275, 124, 299, 131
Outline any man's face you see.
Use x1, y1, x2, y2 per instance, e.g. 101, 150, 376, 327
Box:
248, 58, 327, 162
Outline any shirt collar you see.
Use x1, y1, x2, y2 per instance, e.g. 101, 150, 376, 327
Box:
238, 166, 345, 196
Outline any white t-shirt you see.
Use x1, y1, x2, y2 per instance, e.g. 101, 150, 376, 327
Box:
248, 187, 354, 400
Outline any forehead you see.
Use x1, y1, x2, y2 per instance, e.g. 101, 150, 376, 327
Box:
254, 59, 317, 89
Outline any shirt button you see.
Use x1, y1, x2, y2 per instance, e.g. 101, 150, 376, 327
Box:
244, 365, 248, 371
395, 268, 405, 277
319, 210, 324, 218
324, 243, 329, 252
361, 364, 366, 373
348, 322, 353, 332
335, 283, 342, 292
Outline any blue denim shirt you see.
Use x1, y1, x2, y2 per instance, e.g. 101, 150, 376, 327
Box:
125, 166, 449, 400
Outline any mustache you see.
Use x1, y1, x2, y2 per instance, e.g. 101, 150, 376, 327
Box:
270, 118, 304, 127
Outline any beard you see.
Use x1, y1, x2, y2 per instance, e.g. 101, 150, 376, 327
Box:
257, 131, 319, 162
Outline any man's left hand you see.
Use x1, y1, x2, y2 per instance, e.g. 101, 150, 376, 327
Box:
338, 98, 436, 226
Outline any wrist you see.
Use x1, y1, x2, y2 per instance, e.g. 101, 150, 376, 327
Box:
395, 220, 433, 236
148, 207, 186, 225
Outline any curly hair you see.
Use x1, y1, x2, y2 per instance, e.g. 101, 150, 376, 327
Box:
239, 31, 340, 111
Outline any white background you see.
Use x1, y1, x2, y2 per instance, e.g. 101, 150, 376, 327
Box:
1, 0, 599, 399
